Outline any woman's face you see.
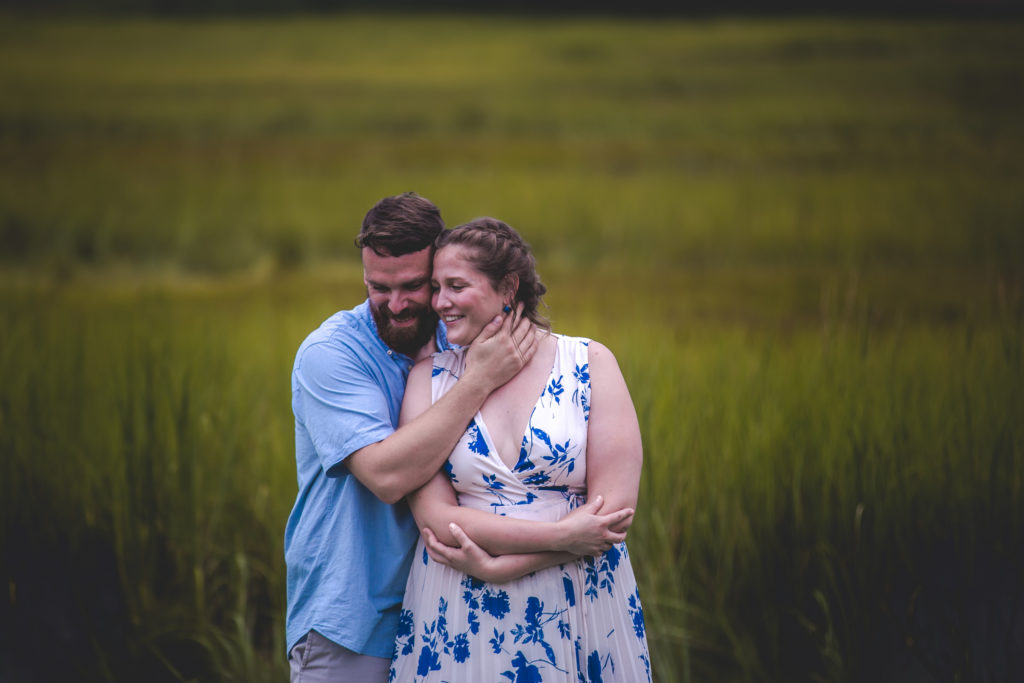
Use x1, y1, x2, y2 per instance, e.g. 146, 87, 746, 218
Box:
431, 245, 506, 346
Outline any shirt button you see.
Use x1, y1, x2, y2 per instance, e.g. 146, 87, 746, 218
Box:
386, 350, 392, 356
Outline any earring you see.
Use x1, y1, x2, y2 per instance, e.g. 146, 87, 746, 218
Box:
502, 304, 512, 314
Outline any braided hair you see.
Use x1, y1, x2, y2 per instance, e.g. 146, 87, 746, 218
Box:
435, 217, 550, 331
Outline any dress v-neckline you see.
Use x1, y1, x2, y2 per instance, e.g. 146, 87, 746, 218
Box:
472, 336, 561, 474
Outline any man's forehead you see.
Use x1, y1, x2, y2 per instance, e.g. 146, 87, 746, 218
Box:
362, 247, 432, 283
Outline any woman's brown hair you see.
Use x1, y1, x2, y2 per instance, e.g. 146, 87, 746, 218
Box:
435, 217, 550, 331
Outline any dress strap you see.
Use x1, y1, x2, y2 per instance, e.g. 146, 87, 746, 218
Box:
429, 348, 467, 405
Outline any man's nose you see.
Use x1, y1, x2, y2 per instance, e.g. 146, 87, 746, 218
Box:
388, 291, 408, 313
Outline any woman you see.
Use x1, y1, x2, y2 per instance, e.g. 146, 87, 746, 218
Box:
390, 218, 650, 682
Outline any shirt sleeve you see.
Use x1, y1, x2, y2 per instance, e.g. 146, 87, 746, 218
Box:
293, 338, 396, 475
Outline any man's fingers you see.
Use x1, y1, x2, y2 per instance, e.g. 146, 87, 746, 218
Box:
472, 314, 505, 345
469, 302, 519, 346
503, 303, 523, 334
511, 309, 533, 345
517, 327, 538, 363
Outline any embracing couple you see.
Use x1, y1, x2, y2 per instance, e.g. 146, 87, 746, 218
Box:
285, 192, 650, 682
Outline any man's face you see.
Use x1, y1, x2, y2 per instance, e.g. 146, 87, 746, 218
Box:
363, 247, 437, 357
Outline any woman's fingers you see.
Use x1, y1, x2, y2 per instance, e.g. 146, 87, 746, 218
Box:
423, 526, 458, 553
608, 508, 634, 525
448, 522, 470, 546
421, 527, 446, 563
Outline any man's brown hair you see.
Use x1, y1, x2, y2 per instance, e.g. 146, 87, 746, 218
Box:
356, 192, 445, 257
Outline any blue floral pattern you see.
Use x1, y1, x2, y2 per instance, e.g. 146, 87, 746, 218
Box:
390, 335, 650, 682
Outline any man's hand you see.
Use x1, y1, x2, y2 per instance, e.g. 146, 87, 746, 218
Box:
554, 495, 634, 556
463, 303, 538, 391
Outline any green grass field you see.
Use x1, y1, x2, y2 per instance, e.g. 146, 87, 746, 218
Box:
2, 13, 1023, 682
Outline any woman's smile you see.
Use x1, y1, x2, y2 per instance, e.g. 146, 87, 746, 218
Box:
431, 245, 506, 346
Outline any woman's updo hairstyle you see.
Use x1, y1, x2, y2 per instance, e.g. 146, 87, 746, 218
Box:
435, 217, 550, 331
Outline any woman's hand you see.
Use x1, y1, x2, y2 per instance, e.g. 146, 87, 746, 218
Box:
554, 495, 634, 556
422, 523, 508, 583
423, 523, 578, 585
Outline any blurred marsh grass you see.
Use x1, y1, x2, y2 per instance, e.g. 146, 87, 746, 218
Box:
2, 11, 1024, 683
622, 321, 1023, 681
1, 15, 1022, 274
3, 269, 1021, 681
1, 284, 303, 681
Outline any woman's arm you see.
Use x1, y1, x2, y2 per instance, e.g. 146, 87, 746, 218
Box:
422, 523, 576, 585
407, 470, 632, 557
583, 341, 643, 529
399, 339, 633, 558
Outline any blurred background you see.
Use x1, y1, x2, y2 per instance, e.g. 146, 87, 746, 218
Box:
1, 1, 1022, 681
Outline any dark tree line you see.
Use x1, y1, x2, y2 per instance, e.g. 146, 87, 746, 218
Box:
1, 0, 1022, 18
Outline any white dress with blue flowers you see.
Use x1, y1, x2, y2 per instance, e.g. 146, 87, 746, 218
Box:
390, 334, 651, 683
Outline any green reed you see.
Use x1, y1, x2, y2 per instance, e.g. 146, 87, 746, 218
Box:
1, 15, 1022, 276
613, 319, 1024, 682
2, 271, 1021, 681
1, 283, 308, 681
2, 11, 1023, 683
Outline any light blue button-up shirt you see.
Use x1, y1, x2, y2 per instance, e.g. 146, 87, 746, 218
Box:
284, 300, 449, 658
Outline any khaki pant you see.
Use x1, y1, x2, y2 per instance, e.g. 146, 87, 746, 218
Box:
288, 630, 391, 683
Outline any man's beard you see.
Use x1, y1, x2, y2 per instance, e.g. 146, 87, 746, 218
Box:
371, 300, 438, 358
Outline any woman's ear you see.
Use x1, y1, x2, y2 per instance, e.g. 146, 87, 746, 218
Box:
501, 273, 520, 301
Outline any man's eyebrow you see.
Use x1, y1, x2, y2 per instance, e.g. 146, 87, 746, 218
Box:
366, 277, 428, 289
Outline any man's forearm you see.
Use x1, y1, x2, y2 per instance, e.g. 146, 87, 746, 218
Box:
347, 375, 490, 503
349, 311, 538, 504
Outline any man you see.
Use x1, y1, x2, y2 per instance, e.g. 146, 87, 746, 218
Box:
284, 192, 537, 682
